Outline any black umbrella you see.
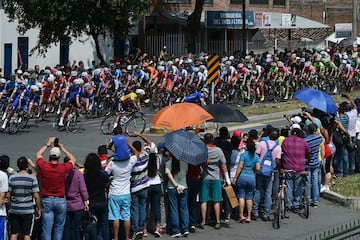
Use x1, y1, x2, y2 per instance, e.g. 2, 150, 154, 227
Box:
337, 38, 357, 49
205, 104, 248, 123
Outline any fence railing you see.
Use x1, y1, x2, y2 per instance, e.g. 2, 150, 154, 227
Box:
305, 219, 360, 240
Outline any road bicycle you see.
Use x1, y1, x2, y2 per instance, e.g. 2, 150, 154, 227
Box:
101, 110, 146, 136
53, 107, 84, 133
298, 171, 310, 219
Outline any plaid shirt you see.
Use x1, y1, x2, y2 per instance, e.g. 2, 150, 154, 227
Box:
282, 135, 310, 173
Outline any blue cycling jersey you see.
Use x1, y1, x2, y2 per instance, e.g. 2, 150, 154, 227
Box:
184, 92, 202, 103
133, 70, 149, 81
69, 85, 82, 99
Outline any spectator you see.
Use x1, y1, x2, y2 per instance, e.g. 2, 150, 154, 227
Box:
7, 157, 41, 240
35, 137, 77, 240
165, 151, 189, 238
304, 123, 324, 208
84, 153, 110, 240
130, 132, 155, 240
105, 133, 139, 240
199, 133, 230, 230
186, 162, 201, 233
281, 127, 310, 212
0, 155, 8, 240
232, 141, 260, 223
146, 152, 163, 237
343, 94, 357, 175
97, 144, 109, 170
253, 131, 281, 221
63, 157, 90, 240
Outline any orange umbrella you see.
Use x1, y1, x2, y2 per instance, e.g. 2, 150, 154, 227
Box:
151, 103, 213, 131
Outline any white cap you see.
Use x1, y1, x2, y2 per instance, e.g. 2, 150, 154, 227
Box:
291, 123, 301, 130
49, 147, 61, 158
291, 116, 302, 124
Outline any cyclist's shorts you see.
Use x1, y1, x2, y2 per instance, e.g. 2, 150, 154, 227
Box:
65, 98, 77, 108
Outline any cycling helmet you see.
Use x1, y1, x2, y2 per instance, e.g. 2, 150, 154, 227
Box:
343, 54, 348, 60
201, 88, 209, 94
71, 71, 78, 77
93, 69, 101, 76
265, 58, 272, 63
300, 58, 306, 63
352, 53, 358, 59
229, 56, 235, 61
0, 78, 6, 84
126, 65, 132, 71
103, 67, 109, 73
277, 62, 284, 68
37, 82, 43, 89
135, 88, 145, 96
225, 61, 231, 66
81, 72, 88, 78
73, 78, 83, 85
315, 55, 322, 62
237, 63, 244, 69
16, 69, 23, 75
245, 55, 251, 61
199, 65, 207, 71
44, 69, 51, 75
84, 82, 91, 90
271, 62, 277, 67
47, 74, 55, 83
55, 71, 62, 77
167, 61, 173, 65
304, 61, 311, 68
133, 65, 139, 70
23, 71, 30, 77
193, 67, 199, 73
30, 85, 39, 92
157, 65, 164, 72
266, 54, 272, 59
342, 59, 347, 64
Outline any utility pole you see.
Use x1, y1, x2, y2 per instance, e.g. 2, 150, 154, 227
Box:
353, 0, 357, 39
242, 0, 246, 54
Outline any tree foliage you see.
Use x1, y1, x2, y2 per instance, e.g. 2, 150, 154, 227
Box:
2, 0, 148, 63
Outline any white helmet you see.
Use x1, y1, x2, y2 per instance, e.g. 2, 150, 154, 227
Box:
37, 82, 43, 89
157, 66, 165, 72
0, 78, 6, 84
126, 65, 132, 71
44, 69, 51, 75
229, 56, 235, 61
73, 78, 83, 85
201, 88, 209, 94
199, 65, 207, 71
193, 67, 199, 73
84, 82, 91, 90
16, 69, 23, 75
30, 85, 39, 92
135, 88, 145, 96
47, 74, 55, 83
71, 71, 78, 77
81, 72, 88, 78
55, 71, 62, 77
167, 61, 173, 65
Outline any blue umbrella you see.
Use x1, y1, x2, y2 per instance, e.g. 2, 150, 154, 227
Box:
294, 88, 337, 114
165, 130, 208, 166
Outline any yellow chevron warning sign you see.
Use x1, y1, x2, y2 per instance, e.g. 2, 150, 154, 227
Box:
207, 54, 220, 83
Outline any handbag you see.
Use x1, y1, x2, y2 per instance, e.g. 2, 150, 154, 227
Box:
345, 140, 356, 152
323, 141, 333, 159
332, 129, 349, 146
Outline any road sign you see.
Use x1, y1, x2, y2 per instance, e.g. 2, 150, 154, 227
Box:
207, 54, 220, 84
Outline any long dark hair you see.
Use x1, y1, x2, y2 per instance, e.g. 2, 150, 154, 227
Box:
171, 155, 180, 176
84, 153, 102, 179
246, 140, 256, 155
148, 153, 158, 178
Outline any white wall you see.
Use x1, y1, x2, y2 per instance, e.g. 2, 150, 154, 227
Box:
0, 9, 114, 71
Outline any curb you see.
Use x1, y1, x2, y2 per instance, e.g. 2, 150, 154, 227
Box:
321, 191, 360, 211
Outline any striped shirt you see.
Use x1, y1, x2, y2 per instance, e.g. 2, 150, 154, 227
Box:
8, 173, 39, 215
130, 146, 153, 193
336, 114, 349, 130
305, 134, 324, 166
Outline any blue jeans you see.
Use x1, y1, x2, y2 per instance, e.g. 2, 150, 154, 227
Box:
167, 188, 189, 235
186, 179, 201, 227
147, 184, 162, 224
253, 174, 273, 217
348, 137, 356, 175
131, 188, 148, 233
89, 201, 110, 240
63, 209, 83, 240
334, 144, 349, 177
285, 172, 302, 209
305, 164, 320, 205
41, 197, 67, 240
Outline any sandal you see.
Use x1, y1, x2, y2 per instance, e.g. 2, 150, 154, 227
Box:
237, 217, 246, 223
245, 219, 251, 223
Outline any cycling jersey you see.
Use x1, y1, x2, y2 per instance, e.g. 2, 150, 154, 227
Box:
69, 85, 82, 100
120, 92, 140, 106
184, 92, 203, 103
4, 81, 18, 96
133, 70, 149, 82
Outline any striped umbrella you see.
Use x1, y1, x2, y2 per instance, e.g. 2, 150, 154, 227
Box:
165, 129, 208, 166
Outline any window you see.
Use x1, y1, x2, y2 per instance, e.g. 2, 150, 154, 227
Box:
17, 37, 28, 70
204, 0, 213, 4
250, 0, 268, 4
273, 0, 286, 5
163, 0, 191, 3
230, 0, 243, 4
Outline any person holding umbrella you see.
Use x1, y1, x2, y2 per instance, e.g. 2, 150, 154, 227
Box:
165, 150, 189, 238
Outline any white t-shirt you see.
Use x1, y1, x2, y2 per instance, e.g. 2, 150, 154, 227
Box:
106, 156, 137, 195
347, 109, 358, 137
0, 171, 8, 216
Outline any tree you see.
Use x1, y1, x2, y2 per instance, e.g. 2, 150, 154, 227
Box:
2, 0, 148, 63
185, 0, 205, 54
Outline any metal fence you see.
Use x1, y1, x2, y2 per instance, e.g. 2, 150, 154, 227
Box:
305, 219, 360, 240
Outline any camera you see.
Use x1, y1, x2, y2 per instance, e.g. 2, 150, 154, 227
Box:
54, 138, 59, 147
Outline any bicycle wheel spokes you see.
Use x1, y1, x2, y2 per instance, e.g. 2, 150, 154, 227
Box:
299, 187, 310, 219
272, 197, 281, 229
101, 114, 116, 135
8, 117, 21, 135
66, 115, 83, 133
125, 113, 146, 136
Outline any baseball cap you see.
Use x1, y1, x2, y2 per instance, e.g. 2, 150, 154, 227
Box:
232, 130, 242, 138
248, 129, 258, 138
49, 147, 61, 158
291, 123, 301, 130
291, 116, 302, 124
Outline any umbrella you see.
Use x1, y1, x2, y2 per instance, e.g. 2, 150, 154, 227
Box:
205, 104, 248, 123
337, 38, 358, 49
164, 129, 208, 165
294, 88, 337, 114
151, 103, 213, 131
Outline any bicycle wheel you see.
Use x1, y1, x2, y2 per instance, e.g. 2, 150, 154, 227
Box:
300, 186, 310, 219
272, 194, 281, 229
125, 112, 146, 136
66, 114, 83, 133
8, 115, 21, 135
101, 113, 116, 135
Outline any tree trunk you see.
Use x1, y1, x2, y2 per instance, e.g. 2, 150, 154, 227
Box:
91, 32, 105, 64
186, 0, 205, 54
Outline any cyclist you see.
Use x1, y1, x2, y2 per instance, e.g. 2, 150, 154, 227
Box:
132, 65, 149, 88
183, 88, 208, 107
236, 63, 251, 99
113, 88, 145, 129
58, 78, 83, 127
28, 85, 43, 118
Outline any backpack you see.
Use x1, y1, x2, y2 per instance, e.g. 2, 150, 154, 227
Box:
259, 141, 277, 177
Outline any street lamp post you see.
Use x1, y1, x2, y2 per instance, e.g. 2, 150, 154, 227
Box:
242, 0, 246, 54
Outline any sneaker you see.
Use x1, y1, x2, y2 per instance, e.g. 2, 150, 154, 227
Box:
214, 222, 221, 230
189, 226, 196, 233
320, 185, 330, 193
333, 87, 338, 93
260, 96, 265, 101
132, 231, 143, 240
251, 214, 258, 221
154, 230, 162, 238
170, 233, 181, 238
182, 231, 189, 237
284, 95, 288, 100
261, 216, 271, 222
197, 223, 205, 229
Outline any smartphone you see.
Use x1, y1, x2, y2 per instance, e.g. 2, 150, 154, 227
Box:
54, 138, 59, 147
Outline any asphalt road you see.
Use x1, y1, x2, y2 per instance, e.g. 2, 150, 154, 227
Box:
0, 108, 358, 240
